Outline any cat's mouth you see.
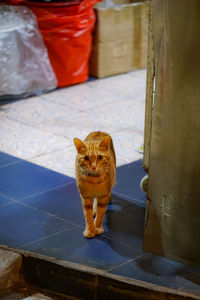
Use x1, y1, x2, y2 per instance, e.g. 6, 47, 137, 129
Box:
87, 171, 101, 177
80, 168, 102, 177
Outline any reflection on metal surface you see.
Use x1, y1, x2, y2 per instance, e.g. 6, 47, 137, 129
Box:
143, 0, 200, 268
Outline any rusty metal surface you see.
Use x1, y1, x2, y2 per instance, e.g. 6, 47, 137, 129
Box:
143, 0, 200, 268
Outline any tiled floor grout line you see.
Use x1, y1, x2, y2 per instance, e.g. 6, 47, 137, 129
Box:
38, 95, 82, 113
102, 233, 131, 248
0, 193, 18, 202
43, 89, 146, 111
28, 145, 75, 161
105, 254, 144, 273
0, 145, 75, 168
19, 228, 71, 249
42, 93, 126, 111
0, 197, 17, 209
3, 98, 145, 142
112, 125, 145, 134
20, 180, 76, 201
0, 159, 23, 169
4, 115, 73, 142
82, 99, 145, 115
3, 112, 144, 142
13, 199, 81, 228
0, 192, 145, 252
0, 182, 84, 229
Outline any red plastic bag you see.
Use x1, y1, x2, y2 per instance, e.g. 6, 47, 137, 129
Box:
8, 0, 98, 87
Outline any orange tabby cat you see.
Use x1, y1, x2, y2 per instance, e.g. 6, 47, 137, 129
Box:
74, 131, 116, 238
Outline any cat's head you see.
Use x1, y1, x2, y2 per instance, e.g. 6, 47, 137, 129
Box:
74, 136, 111, 177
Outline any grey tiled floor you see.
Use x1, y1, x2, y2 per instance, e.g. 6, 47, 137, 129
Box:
0, 70, 146, 177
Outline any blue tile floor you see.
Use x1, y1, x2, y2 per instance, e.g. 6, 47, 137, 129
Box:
0, 151, 200, 296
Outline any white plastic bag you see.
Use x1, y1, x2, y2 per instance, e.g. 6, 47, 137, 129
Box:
0, 4, 57, 97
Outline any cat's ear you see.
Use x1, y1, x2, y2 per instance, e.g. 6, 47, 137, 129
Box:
99, 136, 111, 151
74, 138, 86, 154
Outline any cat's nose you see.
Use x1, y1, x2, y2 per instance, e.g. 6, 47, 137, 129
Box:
91, 164, 96, 171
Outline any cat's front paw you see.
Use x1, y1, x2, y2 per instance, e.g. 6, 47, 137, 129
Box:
95, 226, 104, 235
83, 229, 95, 239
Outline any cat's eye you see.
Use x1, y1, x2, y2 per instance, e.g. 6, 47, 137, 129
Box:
84, 156, 89, 161
98, 155, 103, 160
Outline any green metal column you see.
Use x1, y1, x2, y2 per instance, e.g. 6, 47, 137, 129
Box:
143, 0, 200, 268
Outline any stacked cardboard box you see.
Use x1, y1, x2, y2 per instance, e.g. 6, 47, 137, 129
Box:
90, 0, 149, 78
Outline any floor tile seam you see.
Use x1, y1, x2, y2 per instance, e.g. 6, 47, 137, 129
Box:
0, 199, 17, 208
40, 95, 83, 113
0, 159, 23, 169
34, 123, 71, 139
111, 191, 146, 208
116, 154, 142, 163
86, 83, 145, 98
85, 84, 120, 95
105, 263, 200, 296
115, 158, 141, 168
107, 128, 128, 135
105, 257, 138, 273
27, 144, 75, 160
59, 127, 130, 141
27, 95, 82, 115
3, 115, 73, 143
126, 75, 146, 81
78, 99, 124, 112
42, 92, 103, 111
3, 115, 41, 129
106, 254, 146, 274
40, 100, 83, 118
127, 72, 147, 79
86, 84, 140, 102
14, 197, 80, 226
78, 116, 143, 131
111, 125, 144, 136
29, 114, 135, 138
123, 99, 146, 110
116, 152, 143, 162
111, 125, 145, 135
3, 113, 82, 144
20, 180, 76, 202
102, 233, 130, 248
32, 119, 89, 140
25, 148, 73, 162
0, 193, 19, 202
19, 227, 71, 249
84, 97, 145, 113
81, 96, 145, 113
122, 94, 146, 102
0, 191, 80, 228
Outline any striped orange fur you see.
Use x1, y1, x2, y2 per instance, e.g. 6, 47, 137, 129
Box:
74, 132, 116, 238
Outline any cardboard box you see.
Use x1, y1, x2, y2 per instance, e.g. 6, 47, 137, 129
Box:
89, 0, 149, 78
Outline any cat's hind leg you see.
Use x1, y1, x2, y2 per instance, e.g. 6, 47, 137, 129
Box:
81, 196, 95, 238
94, 193, 110, 235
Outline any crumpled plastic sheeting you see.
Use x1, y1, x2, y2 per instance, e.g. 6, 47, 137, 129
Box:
0, 5, 57, 96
